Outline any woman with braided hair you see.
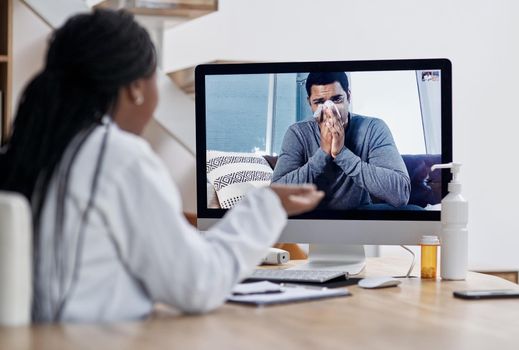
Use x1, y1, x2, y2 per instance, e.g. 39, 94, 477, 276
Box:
0, 9, 323, 322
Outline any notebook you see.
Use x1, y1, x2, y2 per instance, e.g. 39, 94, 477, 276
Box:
228, 281, 351, 306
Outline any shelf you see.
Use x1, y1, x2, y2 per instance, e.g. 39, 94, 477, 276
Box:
0, 55, 9, 63
474, 270, 519, 284
168, 60, 247, 98
96, 0, 218, 19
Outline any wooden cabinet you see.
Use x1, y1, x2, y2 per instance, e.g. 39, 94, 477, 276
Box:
474, 270, 519, 284
0, 0, 12, 144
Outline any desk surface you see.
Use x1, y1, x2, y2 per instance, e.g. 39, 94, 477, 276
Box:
2, 257, 519, 350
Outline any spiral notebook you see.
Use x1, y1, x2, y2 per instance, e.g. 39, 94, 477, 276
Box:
228, 281, 351, 306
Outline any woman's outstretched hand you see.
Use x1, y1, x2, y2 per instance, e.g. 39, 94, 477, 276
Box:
270, 183, 325, 216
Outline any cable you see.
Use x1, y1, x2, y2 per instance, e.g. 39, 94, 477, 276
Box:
399, 245, 416, 278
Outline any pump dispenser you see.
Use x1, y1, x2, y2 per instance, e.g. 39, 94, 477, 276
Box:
431, 162, 468, 280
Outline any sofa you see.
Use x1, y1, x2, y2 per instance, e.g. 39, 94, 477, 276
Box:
207, 151, 442, 209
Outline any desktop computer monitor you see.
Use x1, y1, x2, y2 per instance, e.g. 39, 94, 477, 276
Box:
195, 59, 452, 274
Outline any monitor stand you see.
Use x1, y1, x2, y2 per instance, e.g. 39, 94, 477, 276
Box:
288, 244, 366, 276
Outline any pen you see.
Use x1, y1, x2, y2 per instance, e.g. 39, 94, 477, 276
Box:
232, 290, 284, 296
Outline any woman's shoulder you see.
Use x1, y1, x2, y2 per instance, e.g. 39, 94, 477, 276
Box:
109, 123, 153, 157
78, 123, 162, 179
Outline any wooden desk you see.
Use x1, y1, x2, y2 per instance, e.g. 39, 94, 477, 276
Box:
1, 257, 519, 350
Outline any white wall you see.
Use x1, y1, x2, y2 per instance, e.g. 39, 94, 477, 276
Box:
163, 0, 519, 269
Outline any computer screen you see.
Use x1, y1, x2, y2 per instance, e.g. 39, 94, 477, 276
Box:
195, 59, 452, 272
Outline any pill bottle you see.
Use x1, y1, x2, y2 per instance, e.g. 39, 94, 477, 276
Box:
420, 235, 440, 279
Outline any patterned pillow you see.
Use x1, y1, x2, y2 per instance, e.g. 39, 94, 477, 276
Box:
206, 151, 273, 209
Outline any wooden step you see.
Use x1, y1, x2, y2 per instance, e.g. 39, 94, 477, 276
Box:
96, 0, 217, 18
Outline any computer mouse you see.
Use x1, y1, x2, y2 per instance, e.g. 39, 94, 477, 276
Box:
358, 276, 401, 289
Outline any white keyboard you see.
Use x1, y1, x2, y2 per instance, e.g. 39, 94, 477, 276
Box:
249, 269, 346, 283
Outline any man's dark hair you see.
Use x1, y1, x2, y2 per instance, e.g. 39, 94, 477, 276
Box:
305, 72, 349, 97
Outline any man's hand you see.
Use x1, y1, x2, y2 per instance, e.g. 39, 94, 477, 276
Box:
319, 115, 333, 156
323, 105, 346, 158
270, 183, 325, 216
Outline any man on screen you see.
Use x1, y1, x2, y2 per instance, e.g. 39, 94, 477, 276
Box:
272, 72, 410, 210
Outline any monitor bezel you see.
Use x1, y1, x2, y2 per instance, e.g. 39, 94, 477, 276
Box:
195, 58, 452, 222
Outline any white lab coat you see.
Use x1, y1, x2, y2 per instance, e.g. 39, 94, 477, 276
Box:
36, 123, 287, 322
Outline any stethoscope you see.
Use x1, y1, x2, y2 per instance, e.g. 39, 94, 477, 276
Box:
50, 116, 111, 322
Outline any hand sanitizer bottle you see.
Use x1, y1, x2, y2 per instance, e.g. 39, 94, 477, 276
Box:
430, 162, 468, 280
